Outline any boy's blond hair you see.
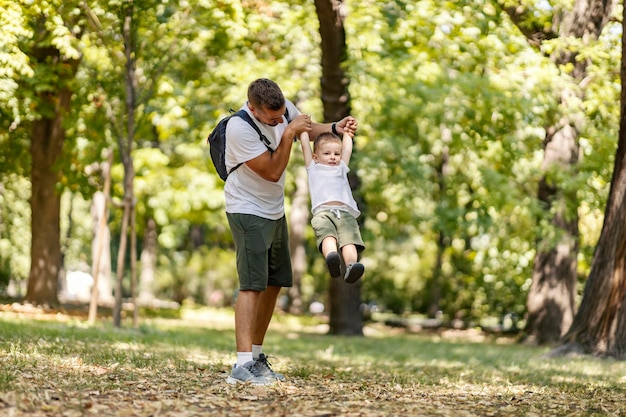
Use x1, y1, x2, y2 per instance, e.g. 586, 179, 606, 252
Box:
313, 132, 341, 153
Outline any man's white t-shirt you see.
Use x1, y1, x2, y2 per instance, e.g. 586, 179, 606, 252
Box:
224, 100, 300, 220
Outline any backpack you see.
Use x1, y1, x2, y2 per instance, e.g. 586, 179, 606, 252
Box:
206, 109, 290, 181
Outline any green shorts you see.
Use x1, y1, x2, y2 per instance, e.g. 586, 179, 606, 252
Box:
311, 209, 365, 254
226, 213, 293, 291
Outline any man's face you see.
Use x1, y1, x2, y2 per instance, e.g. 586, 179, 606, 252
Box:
250, 104, 286, 126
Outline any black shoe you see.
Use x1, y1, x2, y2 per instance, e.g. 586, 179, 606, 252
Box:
325, 252, 341, 278
344, 262, 364, 283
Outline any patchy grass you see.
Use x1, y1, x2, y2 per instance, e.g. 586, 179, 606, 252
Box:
1, 305, 625, 416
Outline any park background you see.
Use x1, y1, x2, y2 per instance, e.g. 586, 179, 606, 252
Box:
2, 0, 626, 351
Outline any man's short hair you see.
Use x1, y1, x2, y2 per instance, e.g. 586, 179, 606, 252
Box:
248, 78, 285, 110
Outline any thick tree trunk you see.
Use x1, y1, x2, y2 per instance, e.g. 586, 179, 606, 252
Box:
315, 0, 362, 335
24, 42, 80, 307
525, 121, 579, 344
503, 0, 615, 345
556, 4, 626, 357
315, 0, 350, 123
26, 115, 64, 307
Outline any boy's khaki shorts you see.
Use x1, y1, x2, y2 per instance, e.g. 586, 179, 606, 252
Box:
227, 213, 293, 291
311, 209, 365, 254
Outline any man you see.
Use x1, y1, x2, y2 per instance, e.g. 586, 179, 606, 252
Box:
224, 78, 357, 385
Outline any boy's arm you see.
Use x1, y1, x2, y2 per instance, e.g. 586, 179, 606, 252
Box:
342, 130, 354, 165
300, 131, 313, 166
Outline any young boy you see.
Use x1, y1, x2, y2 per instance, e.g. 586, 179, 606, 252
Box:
300, 127, 365, 283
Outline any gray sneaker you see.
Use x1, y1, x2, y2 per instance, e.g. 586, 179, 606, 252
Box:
226, 360, 275, 385
253, 353, 285, 381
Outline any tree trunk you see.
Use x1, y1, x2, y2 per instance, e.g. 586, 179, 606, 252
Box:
139, 218, 157, 303
113, 1, 138, 327
427, 127, 451, 318
427, 230, 445, 318
130, 205, 138, 328
315, 0, 351, 123
503, 0, 615, 345
89, 150, 114, 324
555, 3, 626, 357
525, 121, 580, 344
315, 0, 362, 335
94, 194, 113, 304
25, 39, 80, 307
287, 165, 309, 314
27, 115, 63, 307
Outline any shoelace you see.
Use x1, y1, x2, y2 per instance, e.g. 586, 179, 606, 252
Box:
243, 361, 266, 377
254, 354, 276, 374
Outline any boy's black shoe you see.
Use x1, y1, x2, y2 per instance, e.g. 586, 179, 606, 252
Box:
325, 252, 341, 278
344, 262, 364, 284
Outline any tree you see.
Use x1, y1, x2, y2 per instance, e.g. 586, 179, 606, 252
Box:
501, 0, 616, 344
22, 1, 84, 306
555, 3, 626, 357
315, 0, 363, 335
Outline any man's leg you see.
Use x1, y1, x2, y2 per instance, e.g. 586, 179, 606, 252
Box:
235, 289, 261, 352
252, 285, 281, 345
229, 288, 276, 385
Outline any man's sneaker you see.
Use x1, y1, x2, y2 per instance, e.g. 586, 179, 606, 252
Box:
326, 252, 341, 278
253, 353, 285, 381
226, 360, 275, 385
344, 262, 364, 284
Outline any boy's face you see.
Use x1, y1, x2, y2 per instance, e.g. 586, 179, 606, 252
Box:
313, 141, 342, 165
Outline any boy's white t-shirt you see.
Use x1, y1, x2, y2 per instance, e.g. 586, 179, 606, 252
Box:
224, 100, 300, 220
307, 161, 360, 218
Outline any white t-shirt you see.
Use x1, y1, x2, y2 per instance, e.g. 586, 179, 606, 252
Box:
224, 100, 300, 220
307, 161, 360, 218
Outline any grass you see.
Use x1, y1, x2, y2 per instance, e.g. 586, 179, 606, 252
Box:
1, 306, 625, 416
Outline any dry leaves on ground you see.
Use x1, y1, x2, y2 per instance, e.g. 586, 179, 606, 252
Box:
1, 360, 623, 417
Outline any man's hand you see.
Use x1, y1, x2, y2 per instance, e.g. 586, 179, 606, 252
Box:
290, 114, 313, 137
337, 116, 358, 136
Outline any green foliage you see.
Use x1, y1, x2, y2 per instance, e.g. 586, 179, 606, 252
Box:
344, 0, 554, 320
0, 175, 31, 290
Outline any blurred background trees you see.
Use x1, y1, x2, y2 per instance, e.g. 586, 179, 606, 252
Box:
0, 0, 622, 343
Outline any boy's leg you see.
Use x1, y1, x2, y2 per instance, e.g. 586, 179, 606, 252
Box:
321, 236, 338, 257
341, 243, 358, 265
336, 215, 365, 283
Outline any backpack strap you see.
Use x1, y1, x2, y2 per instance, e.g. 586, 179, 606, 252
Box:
227, 110, 274, 177
235, 110, 274, 151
